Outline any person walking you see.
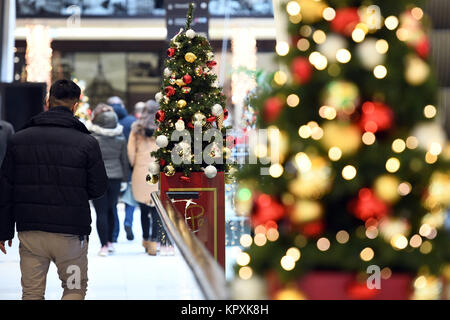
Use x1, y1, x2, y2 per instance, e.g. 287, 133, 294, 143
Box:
127, 100, 170, 255
0, 79, 108, 300
87, 104, 129, 256
108, 96, 137, 241
0, 119, 14, 166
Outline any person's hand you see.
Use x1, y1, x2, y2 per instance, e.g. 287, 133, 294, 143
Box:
0, 240, 12, 255
120, 182, 128, 192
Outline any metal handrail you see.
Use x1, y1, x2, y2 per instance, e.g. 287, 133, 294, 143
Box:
151, 191, 229, 300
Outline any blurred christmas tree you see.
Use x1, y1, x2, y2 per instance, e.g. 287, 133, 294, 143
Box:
236, 0, 450, 299
149, 3, 231, 182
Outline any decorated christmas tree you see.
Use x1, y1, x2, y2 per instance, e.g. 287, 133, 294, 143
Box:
148, 3, 231, 182
236, 0, 450, 299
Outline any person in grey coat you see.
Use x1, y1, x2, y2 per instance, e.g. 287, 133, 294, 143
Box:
87, 104, 129, 256
0, 120, 14, 166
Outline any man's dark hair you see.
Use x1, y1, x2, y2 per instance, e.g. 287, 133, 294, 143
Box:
49, 80, 81, 107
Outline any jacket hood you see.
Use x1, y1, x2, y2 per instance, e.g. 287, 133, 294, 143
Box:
111, 103, 128, 120
86, 121, 123, 137
24, 106, 90, 134
92, 110, 118, 129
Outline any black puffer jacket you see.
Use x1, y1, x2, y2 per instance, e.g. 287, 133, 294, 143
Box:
0, 106, 108, 240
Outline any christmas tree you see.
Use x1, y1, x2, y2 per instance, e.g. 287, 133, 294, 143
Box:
236, 0, 450, 299
149, 3, 231, 182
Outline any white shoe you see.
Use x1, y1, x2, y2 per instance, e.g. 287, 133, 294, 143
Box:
107, 243, 115, 253
98, 247, 108, 257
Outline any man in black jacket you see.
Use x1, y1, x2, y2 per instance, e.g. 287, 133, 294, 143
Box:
0, 79, 108, 300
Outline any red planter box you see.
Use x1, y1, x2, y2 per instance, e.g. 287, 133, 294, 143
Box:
268, 271, 413, 300
160, 171, 225, 268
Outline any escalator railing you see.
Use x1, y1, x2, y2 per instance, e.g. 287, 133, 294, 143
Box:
151, 191, 229, 300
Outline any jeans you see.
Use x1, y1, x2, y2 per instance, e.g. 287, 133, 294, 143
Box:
93, 179, 121, 247
112, 201, 135, 241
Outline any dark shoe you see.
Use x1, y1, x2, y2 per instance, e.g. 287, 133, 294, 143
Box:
125, 225, 134, 241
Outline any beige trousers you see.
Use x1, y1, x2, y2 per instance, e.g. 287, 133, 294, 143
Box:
18, 230, 88, 300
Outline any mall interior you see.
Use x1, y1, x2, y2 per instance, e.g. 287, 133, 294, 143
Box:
0, 0, 449, 300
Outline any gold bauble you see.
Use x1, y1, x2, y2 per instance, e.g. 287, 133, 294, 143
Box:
176, 79, 186, 87
164, 165, 176, 177
424, 171, 450, 210
146, 174, 159, 184
405, 54, 430, 86
374, 174, 400, 204
185, 52, 197, 63
290, 200, 323, 224
177, 99, 187, 108
297, 0, 327, 24
289, 155, 332, 199
321, 122, 361, 155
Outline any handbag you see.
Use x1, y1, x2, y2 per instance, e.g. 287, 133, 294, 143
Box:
121, 182, 138, 207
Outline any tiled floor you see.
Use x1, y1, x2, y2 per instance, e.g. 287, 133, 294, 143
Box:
0, 203, 204, 300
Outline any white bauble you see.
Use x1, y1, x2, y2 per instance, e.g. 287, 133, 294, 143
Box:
204, 165, 217, 179
156, 135, 169, 148
356, 38, 385, 69
405, 54, 430, 86
155, 92, 163, 103
148, 162, 160, 175
211, 104, 223, 116
412, 122, 447, 151
175, 119, 185, 131
318, 34, 347, 62
207, 51, 214, 60
186, 29, 196, 39
164, 68, 172, 78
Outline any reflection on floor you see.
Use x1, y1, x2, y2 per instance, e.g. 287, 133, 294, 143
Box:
0, 203, 203, 300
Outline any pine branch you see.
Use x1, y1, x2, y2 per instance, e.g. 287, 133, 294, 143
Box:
185, 2, 195, 30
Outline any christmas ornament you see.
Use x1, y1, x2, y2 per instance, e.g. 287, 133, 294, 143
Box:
167, 47, 176, 57
359, 101, 394, 133
155, 92, 163, 103
223, 109, 229, 120
296, 0, 326, 23
156, 135, 169, 148
175, 118, 185, 131
177, 99, 187, 108
186, 29, 196, 39
185, 52, 197, 63
356, 38, 385, 69
206, 116, 216, 123
183, 74, 192, 84
176, 79, 186, 87
164, 165, 176, 177
169, 78, 176, 85
193, 112, 206, 127
405, 54, 430, 86
374, 174, 400, 204
252, 194, 286, 226
207, 61, 217, 68
211, 104, 223, 117
181, 87, 191, 94
207, 51, 214, 60
146, 174, 159, 185
379, 217, 410, 241
165, 86, 176, 97
290, 57, 313, 84
321, 122, 361, 155
425, 171, 450, 210
318, 34, 347, 63
358, 5, 383, 33
416, 37, 430, 59
349, 188, 390, 221
331, 7, 360, 36
164, 68, 172, 78
290, 200, 323, 224
263, 96, 284, 123
148, 162, 160, 175
289, 156, 332, 199
204, 165, 217, 179
300, 220, 324, 238
160, 159, 166, 167
322, 80, 359, 114
155, 110, 165, 122
195, 67, 203, 76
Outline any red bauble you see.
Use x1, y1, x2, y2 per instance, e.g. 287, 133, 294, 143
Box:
167, 47, 176, 57
207, 61, 217, 68
330, 7, 360, 36
160, 159, 166, 167
252, 194, 286, 226
300, 221, 324, 238
359, 101, 394, 133
263, 96, 284, 123
165, 86, 175, 97
291, 56, 313, 84
349, 188, 390, 221
155, 110, 165, 122
187, 121, 194, 129
183, 74, 193, 84
416, 37, 430, 58
207, 116, 216, 123
223, 109, 229, 120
